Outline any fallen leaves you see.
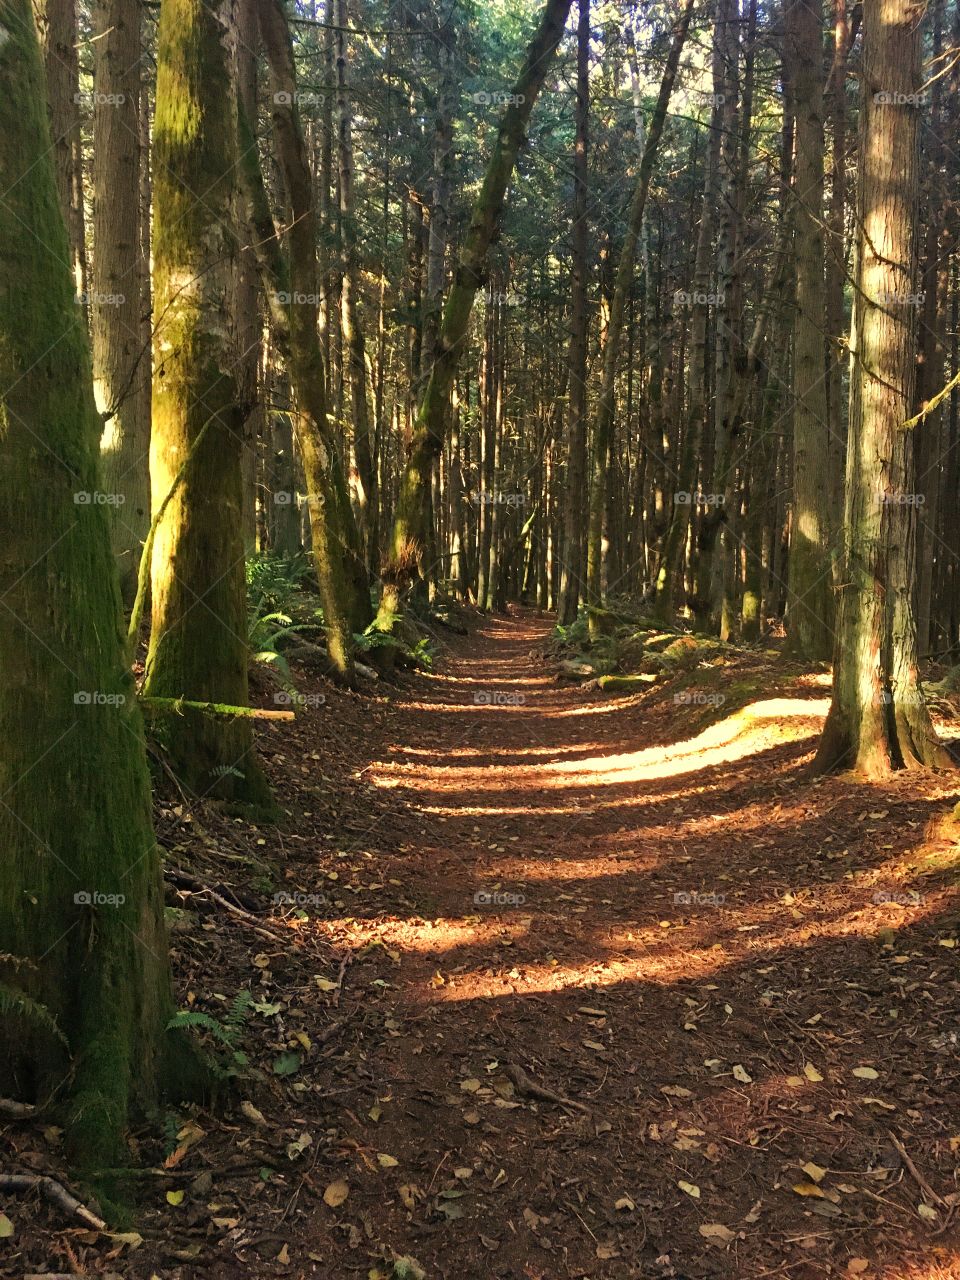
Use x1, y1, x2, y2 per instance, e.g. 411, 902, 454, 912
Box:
323, 1180, 350, 1208
698, 1222, 736, 1246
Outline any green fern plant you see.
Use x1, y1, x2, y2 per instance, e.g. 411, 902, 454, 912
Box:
167, 989, 255, 1078
0, 981, 67, 1046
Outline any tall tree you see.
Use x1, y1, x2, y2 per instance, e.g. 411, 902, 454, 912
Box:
585, 0, 695, 613
0, 0, 195, 1167
556, 0, 590, 625
143, 0, 272, 805
812, 0, 950, 777
35, 0, 87, 294
783, 0, 834, 658
91, 0, 150, 604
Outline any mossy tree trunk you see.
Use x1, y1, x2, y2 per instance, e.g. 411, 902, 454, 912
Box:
376, 0, 574, 630
143, 0, 272, 806
0, 0, 193, 1172
812, 0, 950, 778
248, 0, 373, 678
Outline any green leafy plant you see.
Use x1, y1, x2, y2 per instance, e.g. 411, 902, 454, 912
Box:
167, 989, 255, 1078
0, 980, 66, 1046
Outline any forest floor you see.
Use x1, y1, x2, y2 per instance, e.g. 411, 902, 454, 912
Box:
7, 610, 960, 1280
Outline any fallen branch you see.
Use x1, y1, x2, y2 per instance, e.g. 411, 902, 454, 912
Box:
504, 1062, 591, 1115
886, 1128, 946, 1207
0, 1174, 106, 1230
141, 697, 294, 721
164, 868, 284, 942
333, 951, 352, 1008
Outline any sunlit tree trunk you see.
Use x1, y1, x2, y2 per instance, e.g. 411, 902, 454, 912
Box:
248, 0, 374, 676
812, 0, 950, 777
335, 0, 377, 560
144, 0, 273, 806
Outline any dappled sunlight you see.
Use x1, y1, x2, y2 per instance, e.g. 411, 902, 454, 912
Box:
547, 696, 830, 783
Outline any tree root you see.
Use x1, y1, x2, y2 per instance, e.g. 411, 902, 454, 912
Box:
504, 1062, 591, 1115
0, 1174, 106, 1230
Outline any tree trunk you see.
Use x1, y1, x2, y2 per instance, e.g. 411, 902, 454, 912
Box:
91, 0, 149, 605
335, 0, 377, 561
556, 0, 590, 625
36, 0, 87, 295
585, 0, 695, 615
248, 0, 374, 676
784, 0, 834, 658
812, 0, 950, 777
0, 0, 197, 1170
144, 0, 273, 807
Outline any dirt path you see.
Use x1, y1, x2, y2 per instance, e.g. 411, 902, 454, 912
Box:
10, 611, 960, 1280
297, 612, 960, 1279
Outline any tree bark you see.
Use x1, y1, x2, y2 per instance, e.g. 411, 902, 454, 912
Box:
783, 0, 834, 658
144, 0, 273, 807
91, 0, 149, 604
812, 0, 950, 777
556, 0, 590, 625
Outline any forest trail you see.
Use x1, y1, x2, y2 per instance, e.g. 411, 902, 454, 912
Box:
286, 612, 960, 1279
19, 613, 960, 1279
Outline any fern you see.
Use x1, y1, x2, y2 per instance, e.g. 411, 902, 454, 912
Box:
0, 981, 67, 1046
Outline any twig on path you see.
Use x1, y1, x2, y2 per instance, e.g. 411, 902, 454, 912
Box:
504, 1061, 591, 1115
0, 1173, 106, 1230
164, 867, 284, 942
886, 1128, 946, 1207
333, 950, 353, 1007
